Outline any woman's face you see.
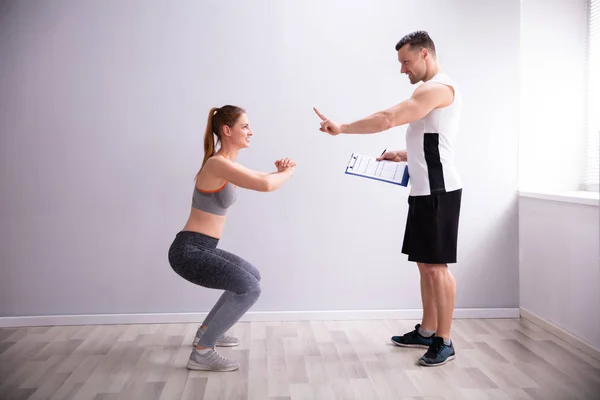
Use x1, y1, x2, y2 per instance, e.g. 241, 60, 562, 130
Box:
225, 113, 253, 148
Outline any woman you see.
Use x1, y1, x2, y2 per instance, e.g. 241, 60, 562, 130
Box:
168, 105, 296, 372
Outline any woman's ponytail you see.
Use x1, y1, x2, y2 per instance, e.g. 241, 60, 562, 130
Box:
196, 107, 219, 181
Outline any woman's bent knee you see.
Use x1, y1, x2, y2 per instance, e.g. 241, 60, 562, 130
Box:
249, 285, 262, 300
243, 261, 261, 282
234, 275, 261, 298
248, 280, 262, 297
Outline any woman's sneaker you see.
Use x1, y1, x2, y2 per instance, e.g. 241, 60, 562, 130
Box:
390, 324, 435, 349
192, 327, 239, 347
186, 348, 240, 372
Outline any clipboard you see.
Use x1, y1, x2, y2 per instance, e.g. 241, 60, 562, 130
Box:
345, 152, 409, 187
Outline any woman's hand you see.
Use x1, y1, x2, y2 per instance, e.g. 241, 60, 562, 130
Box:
275, 158, 296, 172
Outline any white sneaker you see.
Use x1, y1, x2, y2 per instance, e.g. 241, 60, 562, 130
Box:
186, 348, 239, 372
192, 327, 239, 347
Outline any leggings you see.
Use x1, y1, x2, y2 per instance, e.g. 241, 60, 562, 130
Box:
168, 230, 261, 347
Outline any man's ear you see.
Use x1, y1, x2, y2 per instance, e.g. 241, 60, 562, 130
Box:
421, 48, 429, 59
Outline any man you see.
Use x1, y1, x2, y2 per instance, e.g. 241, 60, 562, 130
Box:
314, 30, 462, 367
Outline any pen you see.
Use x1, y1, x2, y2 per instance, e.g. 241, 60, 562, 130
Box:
380, 148, 387, 156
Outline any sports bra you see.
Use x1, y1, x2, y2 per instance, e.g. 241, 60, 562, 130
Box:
191, 155, 237, 216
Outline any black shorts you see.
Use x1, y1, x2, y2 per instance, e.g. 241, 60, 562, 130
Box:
401, 189, 462, 264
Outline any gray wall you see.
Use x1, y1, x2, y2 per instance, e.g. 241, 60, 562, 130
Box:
0, 0, 520, 317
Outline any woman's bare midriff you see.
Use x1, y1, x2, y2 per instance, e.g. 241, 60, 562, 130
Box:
182, 207, 227, 239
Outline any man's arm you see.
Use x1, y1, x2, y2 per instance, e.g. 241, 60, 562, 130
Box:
340, 82, 454, 134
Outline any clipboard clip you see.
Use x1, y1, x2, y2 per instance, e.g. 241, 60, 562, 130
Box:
347, 154, 358, 169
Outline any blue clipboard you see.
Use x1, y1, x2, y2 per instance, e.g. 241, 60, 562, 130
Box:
345, 152, 409, 187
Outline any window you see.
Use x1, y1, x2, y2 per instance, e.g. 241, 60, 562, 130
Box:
583, 0, 600, 192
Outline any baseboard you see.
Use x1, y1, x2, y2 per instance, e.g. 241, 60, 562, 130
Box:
520, 307, 600, 361
0, 308, 519, 328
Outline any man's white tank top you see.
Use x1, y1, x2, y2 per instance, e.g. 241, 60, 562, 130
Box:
405, 72, 462, 196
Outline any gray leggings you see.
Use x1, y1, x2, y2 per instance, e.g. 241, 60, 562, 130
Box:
168, 231, 261, 347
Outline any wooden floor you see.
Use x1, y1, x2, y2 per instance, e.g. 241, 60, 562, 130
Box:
0, 318, 599, 400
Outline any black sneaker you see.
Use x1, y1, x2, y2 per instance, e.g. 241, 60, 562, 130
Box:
418, 336, 456, 367
390, 324, 435, 349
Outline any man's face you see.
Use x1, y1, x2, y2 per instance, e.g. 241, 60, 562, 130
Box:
398, 44, 426, 84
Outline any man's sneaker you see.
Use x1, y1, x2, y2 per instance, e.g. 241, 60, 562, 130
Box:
391, 324, 435, 349
192, 327, 239, 347
418, 336, 456, 367
186, 348, 240, 372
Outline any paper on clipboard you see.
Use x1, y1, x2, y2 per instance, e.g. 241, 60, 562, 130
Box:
345, 152, 409, 187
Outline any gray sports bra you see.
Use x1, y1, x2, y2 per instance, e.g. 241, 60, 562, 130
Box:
192, 180, 237, 216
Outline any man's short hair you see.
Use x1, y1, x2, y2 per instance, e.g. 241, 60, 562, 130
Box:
395, 31, 436, 55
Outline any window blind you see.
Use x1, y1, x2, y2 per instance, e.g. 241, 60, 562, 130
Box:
584, 0, 599, 191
